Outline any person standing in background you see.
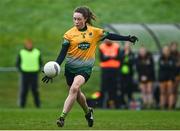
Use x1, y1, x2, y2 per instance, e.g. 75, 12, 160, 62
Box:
169, 42, 180, 109
16, 39, 43, 108
136, 46, 155, 109
99, 39, 121, 109
119, 41, 135, 108
158, 46, 176, 110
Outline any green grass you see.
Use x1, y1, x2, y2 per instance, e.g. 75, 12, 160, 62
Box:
1, 108, 180, 130
0, 72, 180, 130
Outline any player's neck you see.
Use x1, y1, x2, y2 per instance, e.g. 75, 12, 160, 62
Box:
78, 25, 87, 32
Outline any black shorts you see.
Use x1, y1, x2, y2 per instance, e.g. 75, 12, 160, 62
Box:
64, 69, 90, 86
138, 75, 155, 83
158, 74, 175, 82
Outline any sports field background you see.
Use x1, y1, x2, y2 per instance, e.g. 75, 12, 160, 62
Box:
0, 0, 180, 130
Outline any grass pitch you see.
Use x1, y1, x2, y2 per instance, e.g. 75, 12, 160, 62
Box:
1, 108, 180, 130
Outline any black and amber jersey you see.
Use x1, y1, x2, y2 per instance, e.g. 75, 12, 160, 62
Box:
63, 25, 107, 74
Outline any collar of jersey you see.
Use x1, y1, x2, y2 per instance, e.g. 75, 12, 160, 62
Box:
78, 25, 87, 32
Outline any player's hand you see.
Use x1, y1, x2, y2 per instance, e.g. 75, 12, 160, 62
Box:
42, 76, 53, 83
129, 35, 138, 44
41, 70, 53, 83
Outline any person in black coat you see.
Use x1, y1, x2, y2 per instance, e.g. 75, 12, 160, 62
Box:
169, 42, 180, 109
158, 45, 176, 109
119, 42, 135, 108
16, 39, 43, 108
136, 46, 155, 109
99, 40, 121, 109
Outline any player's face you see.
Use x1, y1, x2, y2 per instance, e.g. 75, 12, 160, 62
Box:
73, 12, 87, 30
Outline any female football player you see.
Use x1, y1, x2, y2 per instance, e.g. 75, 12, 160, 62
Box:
42, 6, 138, 127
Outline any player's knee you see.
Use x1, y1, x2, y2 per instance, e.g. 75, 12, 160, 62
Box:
71, 81, 82, 89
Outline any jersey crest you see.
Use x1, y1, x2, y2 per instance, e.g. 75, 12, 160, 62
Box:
78, 42, 90, 50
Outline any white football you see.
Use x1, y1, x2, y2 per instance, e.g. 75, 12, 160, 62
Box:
43, 61, 60, 78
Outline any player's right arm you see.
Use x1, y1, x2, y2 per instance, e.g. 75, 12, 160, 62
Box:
56, 39, 70, 65
42, 39, 70, 83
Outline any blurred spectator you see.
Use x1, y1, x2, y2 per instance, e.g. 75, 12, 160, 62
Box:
136, 46, 155, 109
158, 46, 176, 110
16, 39, 43, 108
99, 39, 121, 109
119, 41, 135, 108
169, 42, 180, 109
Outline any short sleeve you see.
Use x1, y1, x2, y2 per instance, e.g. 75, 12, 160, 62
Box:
63, 32, 71, 46
99, 31, 109, 41
94, 27, 109, 41
62, 39, 70, 46
63, 33, 70, 41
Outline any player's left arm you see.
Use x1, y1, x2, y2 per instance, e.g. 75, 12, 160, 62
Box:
101, 32, 138, 44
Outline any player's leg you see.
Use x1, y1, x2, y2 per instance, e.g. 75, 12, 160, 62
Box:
77, 90, 89, 113
57, 75, 85, 127
77, 90, 94, 127
62, 75, 85, 113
